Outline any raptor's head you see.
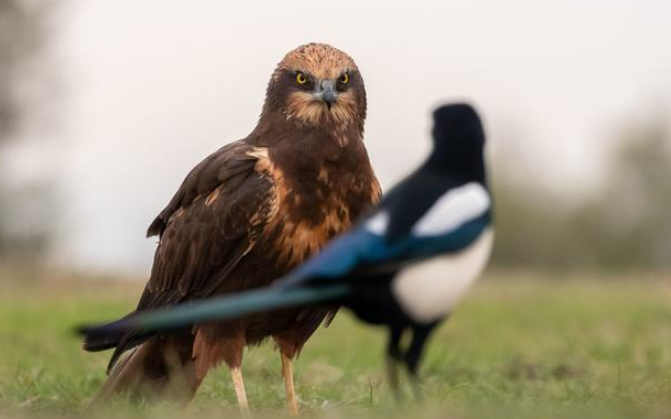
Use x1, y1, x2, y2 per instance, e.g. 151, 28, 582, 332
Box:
263, 43, 366, 131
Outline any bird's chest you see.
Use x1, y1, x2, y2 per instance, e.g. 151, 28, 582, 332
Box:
265, 172, 370, 270
390, 229, 494, 324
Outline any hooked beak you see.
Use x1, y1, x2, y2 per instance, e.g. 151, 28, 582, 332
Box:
315, 80, 338, 110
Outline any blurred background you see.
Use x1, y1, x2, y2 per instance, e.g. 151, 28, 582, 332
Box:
1, 0, 670, 275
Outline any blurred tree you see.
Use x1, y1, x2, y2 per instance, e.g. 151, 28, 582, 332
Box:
0, 0, 52, 140
0, 0, 56, 262
595, 121, 671, 269
491, 116, 671, 272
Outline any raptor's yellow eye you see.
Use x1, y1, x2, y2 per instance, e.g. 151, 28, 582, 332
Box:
296, 72, 307, 85
339, 73, 349, 84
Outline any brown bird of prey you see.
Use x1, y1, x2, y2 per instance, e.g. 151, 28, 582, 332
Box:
83, 43, 380, 415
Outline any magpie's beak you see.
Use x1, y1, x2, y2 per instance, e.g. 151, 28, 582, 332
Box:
315, 80, 338, 110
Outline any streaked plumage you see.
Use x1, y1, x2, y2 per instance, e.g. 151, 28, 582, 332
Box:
81, 103, 492, 395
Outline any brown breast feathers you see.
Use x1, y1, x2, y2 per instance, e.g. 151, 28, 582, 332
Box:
248, 141, 381, 270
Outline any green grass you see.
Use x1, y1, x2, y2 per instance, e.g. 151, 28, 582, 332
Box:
0, 271, 670, 419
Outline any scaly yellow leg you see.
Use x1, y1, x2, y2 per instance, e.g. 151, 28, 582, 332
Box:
281, 353, 299, 416
230, 367, 251, 418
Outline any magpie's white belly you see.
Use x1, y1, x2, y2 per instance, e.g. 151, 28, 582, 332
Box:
391, 229, 494, 324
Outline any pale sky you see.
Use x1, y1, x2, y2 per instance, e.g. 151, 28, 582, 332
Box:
9, 0, 670, 274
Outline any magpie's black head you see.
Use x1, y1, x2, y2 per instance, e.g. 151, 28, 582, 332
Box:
425, 103, 487, 184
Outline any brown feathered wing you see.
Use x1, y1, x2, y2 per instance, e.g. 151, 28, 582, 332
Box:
88, 140, 274, 399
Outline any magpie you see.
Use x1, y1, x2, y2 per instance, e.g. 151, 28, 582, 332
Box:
79, 103, 493, 391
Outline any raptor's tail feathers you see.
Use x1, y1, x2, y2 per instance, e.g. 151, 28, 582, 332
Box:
78, 284, 349, 347
91, 338, 200, 405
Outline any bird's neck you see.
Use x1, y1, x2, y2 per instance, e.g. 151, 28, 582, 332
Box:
249, 110, 376, 206
421, 150, 487, 187
250, 111, 365, 158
